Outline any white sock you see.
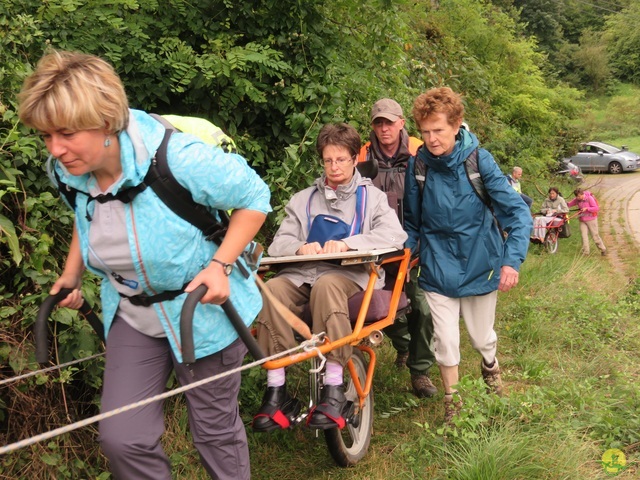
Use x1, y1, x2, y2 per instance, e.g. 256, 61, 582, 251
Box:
267, 367, 285, 387
324, 361, 343, 386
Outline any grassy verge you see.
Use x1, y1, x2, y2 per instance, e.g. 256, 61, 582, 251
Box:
575, 83, 640, 149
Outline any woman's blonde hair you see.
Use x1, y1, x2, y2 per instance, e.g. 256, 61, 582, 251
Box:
412, 87, 464, 126
18, 49, 129, 134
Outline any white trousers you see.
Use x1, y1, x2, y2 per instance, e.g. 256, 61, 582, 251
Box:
424, 290, 498, 367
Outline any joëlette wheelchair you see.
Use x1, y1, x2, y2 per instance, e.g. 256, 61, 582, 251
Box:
35, 247, 412, 467
530, 212, 576, 254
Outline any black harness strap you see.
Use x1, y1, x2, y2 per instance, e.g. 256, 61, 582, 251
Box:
119, 284, 188, 307
144, 129, 228, 243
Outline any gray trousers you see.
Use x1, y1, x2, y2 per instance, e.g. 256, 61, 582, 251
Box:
99, 316, 249, 480
579, 219, 606, 254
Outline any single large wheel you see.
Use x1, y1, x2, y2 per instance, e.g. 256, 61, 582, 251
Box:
545, 230, 559, 254
324, 348, 373, 467
608, 161, 622, 174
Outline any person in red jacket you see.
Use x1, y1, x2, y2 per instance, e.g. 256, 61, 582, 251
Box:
567, 188, 607, 256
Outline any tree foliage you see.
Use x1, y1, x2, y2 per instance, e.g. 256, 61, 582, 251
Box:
508, 0, 633, 92
604, 2, 640, 85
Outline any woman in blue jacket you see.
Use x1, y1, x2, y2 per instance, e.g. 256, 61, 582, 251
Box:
403, 87, 531, 425
18, 50, 271, 480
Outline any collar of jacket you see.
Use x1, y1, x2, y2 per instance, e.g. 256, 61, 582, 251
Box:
315, 170, 370, 199
418, 128, 478, 173
368, 128, 412, 167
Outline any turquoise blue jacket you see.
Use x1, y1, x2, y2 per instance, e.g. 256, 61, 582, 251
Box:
52, 109, 272, 362
404, 129, 531, 297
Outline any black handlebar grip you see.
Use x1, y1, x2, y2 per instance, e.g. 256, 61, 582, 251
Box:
35, 288, 73, 364
180, 285, 265, 364
35, 288, 104, 364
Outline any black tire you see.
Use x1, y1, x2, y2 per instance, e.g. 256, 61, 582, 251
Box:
324, 349, 373, 467
608, 161, 622, 174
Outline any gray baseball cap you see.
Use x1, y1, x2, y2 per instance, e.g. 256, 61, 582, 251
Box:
370, 98, 404, 122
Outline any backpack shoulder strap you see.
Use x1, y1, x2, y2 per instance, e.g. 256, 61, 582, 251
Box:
413, 146, 493, 212
306, 188, 318, 232
351, 185, 367, 235
149, 113, 175, 132
144, 128, 229, 243
52, 166, 79, 209
463, 149, 491, 207
465, 149, 504, 234
413, 145, 427, 196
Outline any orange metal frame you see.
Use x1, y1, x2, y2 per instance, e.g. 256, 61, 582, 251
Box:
258, 248, 412, 409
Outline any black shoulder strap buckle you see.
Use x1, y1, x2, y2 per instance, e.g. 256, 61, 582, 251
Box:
120, 285, 187, 307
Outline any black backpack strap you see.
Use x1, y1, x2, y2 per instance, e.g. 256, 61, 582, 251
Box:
464, 149, 504, 235
463, 149, 491, 207
119, 284, 188, 307
52, 166, 80, 209
144, 129, 228, 243
90, 184, 148, 205
413, 144, 427, 194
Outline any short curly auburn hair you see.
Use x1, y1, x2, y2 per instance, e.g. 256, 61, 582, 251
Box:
412, 87, 464, 126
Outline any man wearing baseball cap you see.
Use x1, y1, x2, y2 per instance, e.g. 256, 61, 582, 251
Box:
357, 98, 437, 398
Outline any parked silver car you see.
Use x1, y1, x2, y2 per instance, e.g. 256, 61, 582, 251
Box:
564, 142, 640, 174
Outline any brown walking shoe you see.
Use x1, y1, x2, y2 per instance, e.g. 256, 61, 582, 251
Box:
443, 391, 463, 426
411, 373, 438, 398
481, 359, 503, 396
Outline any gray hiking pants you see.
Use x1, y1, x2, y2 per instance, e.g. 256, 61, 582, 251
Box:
99, 316, 249, 480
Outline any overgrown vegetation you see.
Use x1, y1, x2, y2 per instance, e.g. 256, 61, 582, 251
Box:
510, 0, 638, 94
1, 0, 640, 478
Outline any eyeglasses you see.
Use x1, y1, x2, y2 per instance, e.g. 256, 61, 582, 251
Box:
322, 156, 355, 167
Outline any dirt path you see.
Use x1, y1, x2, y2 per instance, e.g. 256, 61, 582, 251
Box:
586, 171, 640, 277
